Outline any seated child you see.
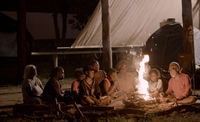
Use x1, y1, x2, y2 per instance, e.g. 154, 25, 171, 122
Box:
71, 68, 85, 103
147, 68, 163, 98
91, 59, 107, 85
99, 68, 126, 104
79, 65, 111, 106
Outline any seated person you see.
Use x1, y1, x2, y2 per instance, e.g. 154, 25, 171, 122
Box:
79, 65, 111, 106
99, 68, 126, 104
71, 68, 85, 103
42, 67, 71, 105
160, 62, 196, 104
115, 60, 138, 97
91, 59, 107, 85
22, 64, 44, 104
147, 68, 163, 98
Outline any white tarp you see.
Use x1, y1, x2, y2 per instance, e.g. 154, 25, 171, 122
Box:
194, 27, 200, 66
71, 0, 200, 65
72, 0, 199, 47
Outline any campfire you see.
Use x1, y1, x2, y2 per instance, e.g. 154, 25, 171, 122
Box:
123, 54, 177, 113
135, 55, 151, 100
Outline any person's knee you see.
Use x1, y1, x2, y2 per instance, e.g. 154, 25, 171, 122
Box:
190, 96, 197, 103
177, 96, 197, 105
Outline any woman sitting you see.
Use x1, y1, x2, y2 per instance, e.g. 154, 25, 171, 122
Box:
115, 60, 138, 98
22, 64, 44, 104
99, 68, 126, 104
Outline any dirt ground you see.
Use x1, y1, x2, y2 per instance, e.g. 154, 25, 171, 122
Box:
0, 84, 71, 107
1, 84, 200, 121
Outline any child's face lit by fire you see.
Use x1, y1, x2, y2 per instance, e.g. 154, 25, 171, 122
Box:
86, 70, 95, 79
108, 72, 117, 82
92, 62, 99, 72
77, 74, 85, 81
150, 72, 158, 83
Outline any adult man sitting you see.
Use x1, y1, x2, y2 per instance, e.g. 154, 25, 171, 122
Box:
42, 67, 71, 105
161, 62, 196, 104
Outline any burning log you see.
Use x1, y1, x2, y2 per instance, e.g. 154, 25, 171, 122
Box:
123, 92, 178, 114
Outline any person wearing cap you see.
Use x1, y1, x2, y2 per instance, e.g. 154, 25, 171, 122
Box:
160, 62, 196, 104
79, 65, 111, 106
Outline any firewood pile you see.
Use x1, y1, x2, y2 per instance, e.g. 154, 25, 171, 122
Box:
10, 93, 200, 119
122, 92, 178, 114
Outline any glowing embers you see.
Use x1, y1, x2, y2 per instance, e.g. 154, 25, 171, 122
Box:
136, 55, 150, 100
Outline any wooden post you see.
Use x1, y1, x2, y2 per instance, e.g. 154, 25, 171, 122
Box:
17, 0, 26, 84
182, 0, 195, 92
61, 0, 68, 41
101, 0, 112, 72
53, 54, 58, 67
53, 0, 60, 47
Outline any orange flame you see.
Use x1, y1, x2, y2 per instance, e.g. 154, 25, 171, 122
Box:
136, 55, 150, 100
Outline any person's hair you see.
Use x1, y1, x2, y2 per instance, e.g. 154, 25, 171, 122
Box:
50, 67, 64, 78
23, 64, 37, 79
169, 62, 180, 73
107, 68, 117, 77
149, 68, 160, 78
115, 60, 129, 72
90, 59, 99, 66
83, 65, 94, 74
74, 68, 84, 78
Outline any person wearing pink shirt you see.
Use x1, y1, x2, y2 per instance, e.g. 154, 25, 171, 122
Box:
161, 62, 196, 104
99, 68, 126, 104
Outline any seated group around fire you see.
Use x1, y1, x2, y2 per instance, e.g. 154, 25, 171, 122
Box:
22, 60, 196, 107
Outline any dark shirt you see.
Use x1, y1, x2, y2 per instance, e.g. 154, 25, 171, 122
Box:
79, 79, 101, 100
42, 78, 64, 103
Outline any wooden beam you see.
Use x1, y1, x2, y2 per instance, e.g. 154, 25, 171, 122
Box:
17, 0, 26, 84
101, 0, 112, 72
31, 50, 128, 55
